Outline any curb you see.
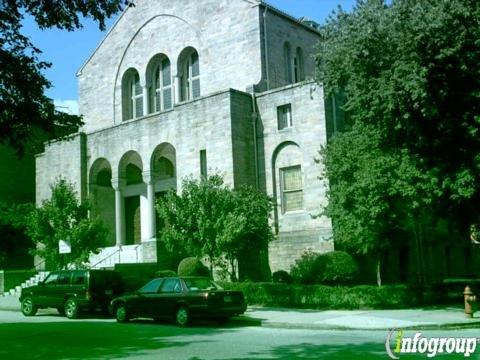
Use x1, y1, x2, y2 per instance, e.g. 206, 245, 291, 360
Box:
253, 320, 480, 331
235, 315, 480, 331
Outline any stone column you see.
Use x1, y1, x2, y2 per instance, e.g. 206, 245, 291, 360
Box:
142, 86, 149, 116
143, 171, 157, 240
111, 178, 126, 246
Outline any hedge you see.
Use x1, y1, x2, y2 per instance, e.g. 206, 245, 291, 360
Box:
218, 282, 421, 309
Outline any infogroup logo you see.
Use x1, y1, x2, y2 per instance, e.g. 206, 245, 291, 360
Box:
385, 330, 479, 359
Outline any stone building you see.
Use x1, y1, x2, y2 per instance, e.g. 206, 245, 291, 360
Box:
35, 0, 334, 272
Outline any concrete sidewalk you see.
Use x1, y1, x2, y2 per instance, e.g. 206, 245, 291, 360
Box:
2, 293, 478, 330
243, 306, 480, 330
0, 294, 19, 312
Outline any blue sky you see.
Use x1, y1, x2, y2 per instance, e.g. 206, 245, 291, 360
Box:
21, 0, 356, 114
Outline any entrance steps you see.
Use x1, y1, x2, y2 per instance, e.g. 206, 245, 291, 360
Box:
0, 271, 49, 298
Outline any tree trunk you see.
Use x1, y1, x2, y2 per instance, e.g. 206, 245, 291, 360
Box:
376, 258, 382, 287
230, 258, 237, 282
412, 218, 425, 287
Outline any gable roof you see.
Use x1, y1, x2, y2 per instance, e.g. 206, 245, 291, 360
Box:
76, 0, 319, 76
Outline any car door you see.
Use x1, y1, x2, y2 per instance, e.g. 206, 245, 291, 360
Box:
135, 278, 163, 318
154, 278, 183, 318
36, 272, 60, 307
52, 271, 71, 307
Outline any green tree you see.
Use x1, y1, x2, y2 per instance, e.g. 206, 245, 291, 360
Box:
317, 0, 480, 284
321, 124, 438, 285
26, 179, 107, 269
156, 175, 273, 280
0, 202, 34, 269
0, 0, 131, 155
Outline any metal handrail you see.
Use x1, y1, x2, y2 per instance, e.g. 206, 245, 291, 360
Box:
33, 258, 46, 271
89, 247, 122, 269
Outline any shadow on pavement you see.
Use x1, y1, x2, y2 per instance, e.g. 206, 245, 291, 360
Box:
0, 321, 228, 359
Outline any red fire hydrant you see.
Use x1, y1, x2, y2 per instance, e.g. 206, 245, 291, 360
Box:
464, 286, 477, 318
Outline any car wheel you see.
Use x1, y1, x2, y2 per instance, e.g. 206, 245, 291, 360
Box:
21, 297, 38, 316
175, 306, 190, 327
57, 307, 65, 316
64, 298, 80, 319
115, 304, 129, 323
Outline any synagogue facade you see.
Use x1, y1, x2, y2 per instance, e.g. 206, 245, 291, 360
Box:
35, 0, 334, 272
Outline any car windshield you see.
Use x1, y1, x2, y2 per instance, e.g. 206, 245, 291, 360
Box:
184, 278, 222, 291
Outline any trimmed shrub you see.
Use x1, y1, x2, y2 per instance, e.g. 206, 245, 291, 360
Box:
218, 282, 421, 309
290, 250, 322, 284
155, 270, 177, 278
319, 251, 359, 285
272, 270, 293, 284
290, 250, 359, 285
177, 257, 210, 277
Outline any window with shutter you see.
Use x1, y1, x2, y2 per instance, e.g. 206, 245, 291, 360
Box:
150, 56, 172, 113
131, 73, 143, 118
179, 48, 200, 101
281, 165, 303, 213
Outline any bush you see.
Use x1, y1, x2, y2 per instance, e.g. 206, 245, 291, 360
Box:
155, 270, 177, 278
177, 257, 210, 277
290, 250, 322, 284
218, 282, 421, 309
319, 251, 359, 285
290, 250, 359, 285
272, 270, 293, 284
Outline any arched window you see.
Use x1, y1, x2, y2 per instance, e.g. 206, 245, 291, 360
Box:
294, 47, 304, 82
284, 42, 293, 84
122, 69, 143, 121
178, 48, 200, 102
149, 56, 172, 113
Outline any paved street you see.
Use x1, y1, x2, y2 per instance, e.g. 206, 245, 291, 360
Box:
1, 310, 479, 360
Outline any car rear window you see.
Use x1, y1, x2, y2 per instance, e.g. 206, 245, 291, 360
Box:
184, 278, 222, 291
139, 279, 163, 293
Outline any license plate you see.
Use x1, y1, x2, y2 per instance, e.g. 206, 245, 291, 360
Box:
105, 289, 113, 295
224, 296, 232, 303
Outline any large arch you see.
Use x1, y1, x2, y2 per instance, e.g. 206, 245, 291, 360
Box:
148, 143, 177, 244
118, 151, 144, 245
89, 158, 115, 246
111, 14, 203, 123
271, 141, 304, 232
150, 142, 177, 193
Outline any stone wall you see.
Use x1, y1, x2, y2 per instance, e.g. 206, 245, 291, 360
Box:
261, 7, 321, 90
78, 0, 263, 132
36, 134, 86, 205
256, 81, 333, 272
85, 90, 237, 189
230, 90, 256, 187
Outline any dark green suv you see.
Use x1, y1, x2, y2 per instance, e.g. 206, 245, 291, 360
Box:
19, 270, 124, 319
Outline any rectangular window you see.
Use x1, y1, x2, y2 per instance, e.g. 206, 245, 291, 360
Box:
277, 104, 293, 130
281, 165, 303, 213
200, 150, 207, 180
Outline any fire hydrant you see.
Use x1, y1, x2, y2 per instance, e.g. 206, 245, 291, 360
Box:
464, 286, 477, 318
